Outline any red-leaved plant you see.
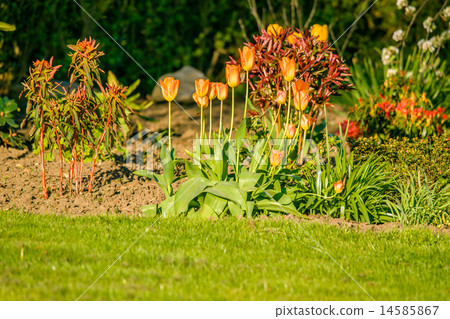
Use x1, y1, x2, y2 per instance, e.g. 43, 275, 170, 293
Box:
21, 38, 132, 198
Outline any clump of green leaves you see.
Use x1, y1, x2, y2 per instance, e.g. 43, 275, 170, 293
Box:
0, 97, 23, 148
388, 172, 450, 227
21, 38, 132, 198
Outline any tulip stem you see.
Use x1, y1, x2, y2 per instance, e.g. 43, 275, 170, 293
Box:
323, 104, 330, 163
209, 99, 212, 142
168, 101, 172, 150
299, 129, 307, 165
200, 106, 204, 140
244, 71, 249, 118
282, 83, 292, 143
219, 100, 223, 140
228, 87, 235, 141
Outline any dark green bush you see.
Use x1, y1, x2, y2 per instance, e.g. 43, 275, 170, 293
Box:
352, 135, 450, 187
2, 0, 443, 95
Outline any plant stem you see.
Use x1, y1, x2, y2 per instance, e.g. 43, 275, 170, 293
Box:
323, 105, 330, 163
39, 119, 48, 199
219, 100, 223, 140
228, 87, 235, 140
79, 129, 84, 192
283, 83, 292, 140
299, 129, 307, 165
168, 100, 172, 150
209, 99, 212, 142
244, 71, 249, 118
200, 106, 204, 140
53, 121, 63, 196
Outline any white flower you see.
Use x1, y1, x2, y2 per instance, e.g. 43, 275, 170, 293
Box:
430, 35, 443, 48
387, 68, 398, 78
396, 0, 408, 10
418, 39, 435, 52
423, 17, 436, 33
406, 71, 413, 79
441, 29, 450, 41
393, 29, 404, 42
381, 46, 399, 65
435, 70, 444, 78
443, 6, 450, 19
405, 6, 416, 16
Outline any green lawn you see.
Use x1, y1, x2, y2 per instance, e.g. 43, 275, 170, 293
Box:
0, 212, 448, 300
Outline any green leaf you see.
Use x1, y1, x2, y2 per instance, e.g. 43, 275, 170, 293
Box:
204, 181, 247, 211
204, 193, 228, 217
238, 170, 263, 191
228, 201, 244, 217
235, 118, 246, 151
174, 177, 213, 214
0, 22, 16, 32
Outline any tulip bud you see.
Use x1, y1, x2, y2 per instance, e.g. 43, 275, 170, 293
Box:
310, 24, 328, 42
294, 90, 310, 111
301, 114, 314, 131
267, 24, 283, 37
208, 82, 217, 100
276, 90, 287, 106
239, 46, 256, 72
334, 181, 344, 194
279, 57, 296, 82
226, 65, 241, 88
195, 79, 210, 98
192, 92, 209, 109
160, 77, 180, 102
270, 149, 284, 167
216, 83, 228, 101
285, 123, 296, 139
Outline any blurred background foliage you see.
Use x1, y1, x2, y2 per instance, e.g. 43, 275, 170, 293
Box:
0, 0, 445, 97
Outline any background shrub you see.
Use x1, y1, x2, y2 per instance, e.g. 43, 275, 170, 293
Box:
1, 0, 445, 96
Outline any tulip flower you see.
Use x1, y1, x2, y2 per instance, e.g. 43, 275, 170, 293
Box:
270, 149, 284, 167
226, 64, 241, 88
226, 64, 241, 140
287, 31, 302, 45
239, 46, 256, 72
301, 114, 314, 131
294, 90, 310, 111
279, 57, 296, 83
160, 76, 180, 150
276, 90, 287, 106
285, 123, 296, 139
310, 24, 328, 42
267, 24, 283, 37
193, 92, 209, 139
216, 83, 228, 101
334, 181, 344, 194
160, 77, 180, 102
292, 79, 309, 94
195, 79, 210, 98
216, 83, 228, 140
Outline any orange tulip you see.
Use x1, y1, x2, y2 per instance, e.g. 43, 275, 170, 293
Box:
276, 90, 287, 106
285, 123, 296, 138
301, 114, 314, 131
292, 79, 310, 94
310, 24, 328, 42
208, 82, 217, 100
216, 83, 228, 101
192, 92, 209, 109
287, 31, 302, 45
334, 181, 344, 194
294, 90, 310, 111
239, 46, 256, 72
226, 64, 241, 88
270, 149, 284, 167
195, 79, 210, 98
279, 57, 296, 82
160, 77, 180, 102
267, 24, 283, 37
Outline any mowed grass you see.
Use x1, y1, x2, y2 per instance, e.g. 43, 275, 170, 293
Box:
0, 212, 449, 301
